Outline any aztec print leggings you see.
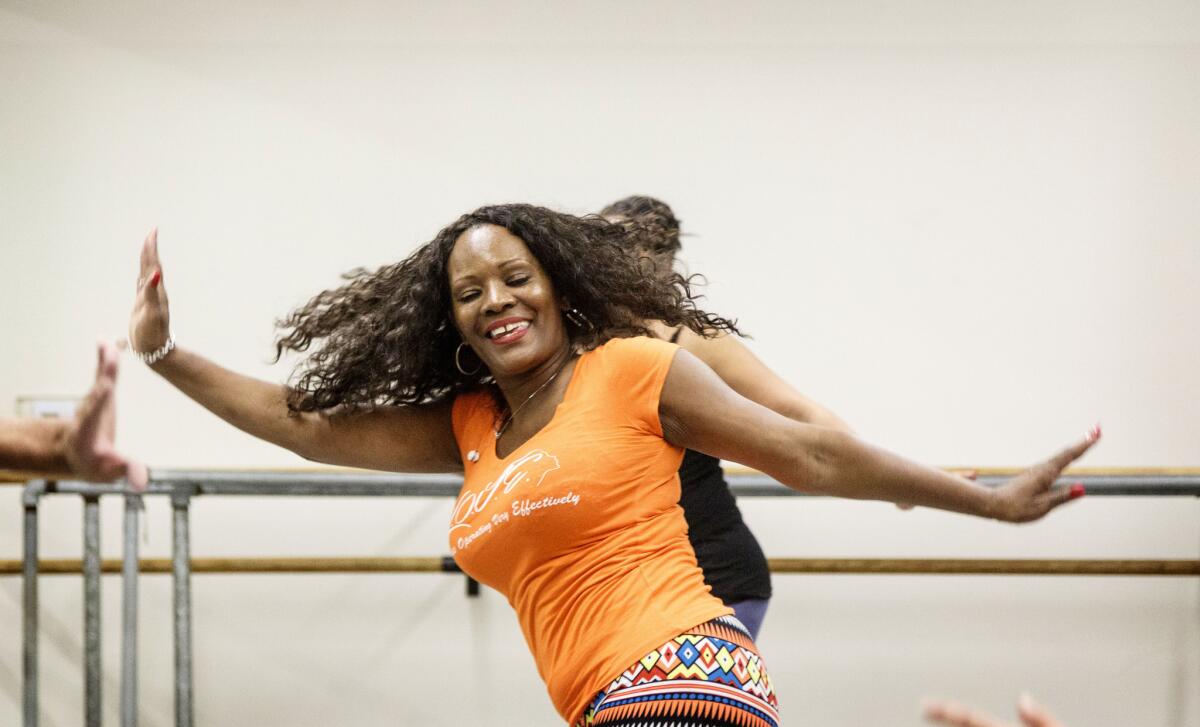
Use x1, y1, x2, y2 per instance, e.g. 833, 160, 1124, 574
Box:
574, 615, 780, 727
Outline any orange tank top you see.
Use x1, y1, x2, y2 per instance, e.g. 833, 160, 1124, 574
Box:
449, 336, 732, 723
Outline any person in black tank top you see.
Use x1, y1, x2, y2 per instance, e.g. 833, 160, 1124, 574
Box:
668, 328, 773, 619
603, 197, 854, 638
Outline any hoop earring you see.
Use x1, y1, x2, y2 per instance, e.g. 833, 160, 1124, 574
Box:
455, 342, 481, 376
565, 307, 593, 332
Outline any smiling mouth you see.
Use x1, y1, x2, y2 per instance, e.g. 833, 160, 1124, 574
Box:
486, 320, 531, 343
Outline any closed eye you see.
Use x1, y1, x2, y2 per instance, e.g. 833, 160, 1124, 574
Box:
507, 275, 530, 287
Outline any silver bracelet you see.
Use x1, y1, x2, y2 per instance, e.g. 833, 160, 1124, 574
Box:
134, 335, 176, 365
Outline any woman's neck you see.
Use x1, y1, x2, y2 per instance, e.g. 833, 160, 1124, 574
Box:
493, 343, 575, 412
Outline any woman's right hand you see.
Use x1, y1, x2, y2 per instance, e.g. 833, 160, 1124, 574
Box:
129, 228, 172, 358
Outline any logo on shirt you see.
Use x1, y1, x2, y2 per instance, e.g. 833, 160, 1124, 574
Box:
450, 449, 561, 536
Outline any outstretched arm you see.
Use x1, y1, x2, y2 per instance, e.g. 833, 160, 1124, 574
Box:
0, 342, 148, 489
129, 230, 461, 473
659, 349, 1095, 521
0, 418, 67, 473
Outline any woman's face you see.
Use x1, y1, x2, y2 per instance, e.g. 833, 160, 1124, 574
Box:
447, 224, 568, 381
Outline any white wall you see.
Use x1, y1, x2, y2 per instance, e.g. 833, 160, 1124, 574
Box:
1, 1, 1197, 725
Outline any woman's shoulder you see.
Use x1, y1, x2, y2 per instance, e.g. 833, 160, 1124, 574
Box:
575, 336, 680, 401
588, 334, 678, 364
450, 386, 498, 431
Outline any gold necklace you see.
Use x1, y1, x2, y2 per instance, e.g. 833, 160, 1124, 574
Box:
494, 355, 573, 440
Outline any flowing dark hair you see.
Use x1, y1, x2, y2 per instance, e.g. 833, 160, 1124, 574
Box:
274, 203, 739, 413
600, 195, 682, 255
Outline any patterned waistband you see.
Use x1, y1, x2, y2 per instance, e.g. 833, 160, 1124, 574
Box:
575, 615, 779, 727
684, 614, 759, 650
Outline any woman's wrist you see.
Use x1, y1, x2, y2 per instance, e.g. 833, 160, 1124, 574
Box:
975, 481, 1003, 520
147, 343, 187, 380
134, 334, 176, 366
0, 418, 70, 474
912, 468, 1003, 520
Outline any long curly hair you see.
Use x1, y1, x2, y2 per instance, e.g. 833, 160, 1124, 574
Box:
600, 195, 682, 256
274, 203, 739, 413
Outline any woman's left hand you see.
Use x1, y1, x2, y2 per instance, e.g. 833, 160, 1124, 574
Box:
987, 426, 1100, 523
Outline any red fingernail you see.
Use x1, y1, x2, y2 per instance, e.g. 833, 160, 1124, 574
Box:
149, 269, 161, 288
1069, 483, 1086, 499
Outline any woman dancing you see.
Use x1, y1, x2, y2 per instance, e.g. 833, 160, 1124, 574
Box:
128, 205, 1095, 726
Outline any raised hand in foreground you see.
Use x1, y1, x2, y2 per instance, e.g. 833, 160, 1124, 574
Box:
63, 341, 148, 490
923, 693, 1067, 727
0, 341, 147, 490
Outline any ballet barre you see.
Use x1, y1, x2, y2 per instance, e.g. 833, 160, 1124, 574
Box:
8, 469, 1199, 727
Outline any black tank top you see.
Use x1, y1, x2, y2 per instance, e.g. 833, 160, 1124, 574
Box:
669, 328, 772, 602
678, 449, 773, 601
